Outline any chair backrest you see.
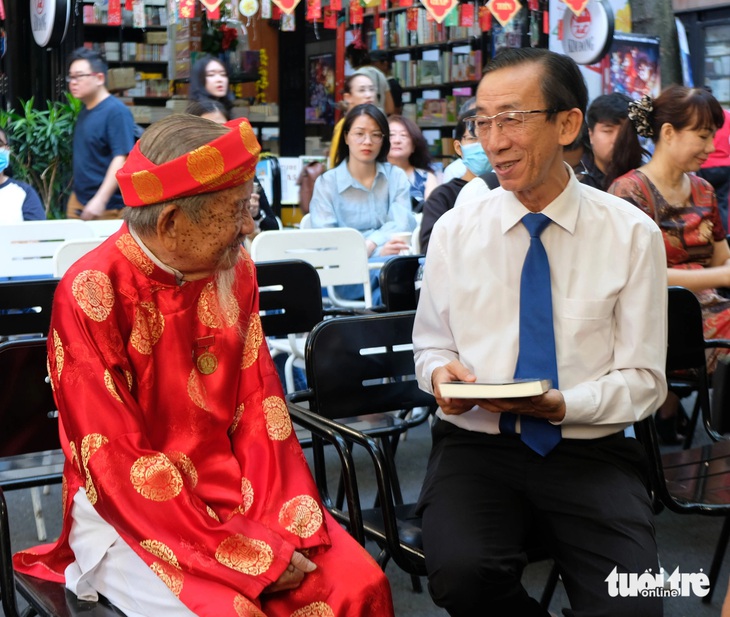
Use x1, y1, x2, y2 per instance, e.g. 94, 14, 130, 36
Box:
299, 213, 312, 229
379, 255, 423, 312
304, 311, 435, 420
0, 221, 95, 278
85, 219, 124, 239
0, 279, 58, 338
250, 228, 372, 306
52, 238, 105, 278
256, 260, 324, 338
667, 286, 707, 373
0, 338, 58, 459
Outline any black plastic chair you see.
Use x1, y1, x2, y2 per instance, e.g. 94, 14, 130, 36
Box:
665, 286, 730, 448
0, 337, 124, 617
287, 311, 558, 606
0, 279, 59, 340
378, 255, 422, 312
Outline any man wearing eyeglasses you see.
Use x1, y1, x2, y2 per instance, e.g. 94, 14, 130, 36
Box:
66, 47, 136, 221
413, 48, 667, 616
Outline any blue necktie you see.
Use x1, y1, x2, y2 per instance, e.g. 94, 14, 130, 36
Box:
499, 213, 562, 456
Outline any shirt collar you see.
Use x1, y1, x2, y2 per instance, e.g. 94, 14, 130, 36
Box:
335, 159, 388, 193
128, 225, 186, 285
501, 163, 581, 235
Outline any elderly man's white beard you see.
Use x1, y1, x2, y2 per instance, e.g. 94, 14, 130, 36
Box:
215, 265, 245, 340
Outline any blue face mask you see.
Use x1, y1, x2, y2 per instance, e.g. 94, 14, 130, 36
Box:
0, 149, 9, 174
460, 141, 492, 176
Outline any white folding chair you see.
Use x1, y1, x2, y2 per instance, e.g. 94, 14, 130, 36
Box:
86, 219, 124, 238
250, 227, 373, 309
0, 221, 95, 279
299, 213, 312, 229
52, 238, 105, 278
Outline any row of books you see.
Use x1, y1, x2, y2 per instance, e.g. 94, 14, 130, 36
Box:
82, 5, 168, 27
86, 41, 169, 63
371, 9, 481, 49
391, 50, 482, 87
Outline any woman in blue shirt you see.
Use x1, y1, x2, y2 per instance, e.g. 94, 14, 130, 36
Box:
310, 103, 416, 303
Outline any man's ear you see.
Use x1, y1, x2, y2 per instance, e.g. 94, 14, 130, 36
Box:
453, 139, 463, 158
558, 108, 584, 147
156, 204, 182, 251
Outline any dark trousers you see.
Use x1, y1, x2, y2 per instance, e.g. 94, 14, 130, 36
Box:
417, 419, 662, 617
697, 166, 730, 230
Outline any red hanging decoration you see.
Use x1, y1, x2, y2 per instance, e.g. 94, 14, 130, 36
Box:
459, 2, 474, 27
108, 0, 122, 25
478, 5, 491, 31
324, 7, 338, 27
179, 0, 196, 18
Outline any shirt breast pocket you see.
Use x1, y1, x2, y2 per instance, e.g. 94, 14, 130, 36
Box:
559, 298, 616, 373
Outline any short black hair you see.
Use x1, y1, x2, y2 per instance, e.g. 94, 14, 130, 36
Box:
484, 47, 587, 119
68, 47, 108, 77
185, 99, 228, 118
586, 93, 631, 130
455, 109, 476, 142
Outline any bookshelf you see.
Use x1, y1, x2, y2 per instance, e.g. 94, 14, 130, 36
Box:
362, 2, 487, 159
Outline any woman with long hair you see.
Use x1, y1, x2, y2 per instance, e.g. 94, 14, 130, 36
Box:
387, 115, 439, 210
608, 85, 727, 443
311, 103, 416, 303
327, 73, 377, 169
188, 54, 234, 119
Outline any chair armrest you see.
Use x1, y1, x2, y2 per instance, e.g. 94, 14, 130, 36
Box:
286, 400, 367, 544
287, 401, 415, 567
705, 338, 730, 350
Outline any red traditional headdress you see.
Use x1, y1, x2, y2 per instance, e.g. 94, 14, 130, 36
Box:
116, 118, 261, 207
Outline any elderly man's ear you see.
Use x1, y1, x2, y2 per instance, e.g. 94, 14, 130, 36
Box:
156, 204, 184, 251
558, 109, 585, 147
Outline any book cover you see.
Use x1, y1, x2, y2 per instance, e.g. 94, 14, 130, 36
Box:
439, 379, 552, 399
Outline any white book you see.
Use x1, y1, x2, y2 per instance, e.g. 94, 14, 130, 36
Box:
439, 379, 552, 399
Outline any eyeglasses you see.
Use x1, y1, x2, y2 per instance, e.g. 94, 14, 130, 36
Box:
65, 73, 96, 83
465, 109, 561, 137
347, 131, 385, 144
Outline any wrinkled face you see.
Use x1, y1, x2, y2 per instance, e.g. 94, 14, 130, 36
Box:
476, 62, 576, 210
175, 181, 253, 279
67, 59, 104, 102
589, 121, 623, 172
344, 75, 376, 107
388, 121, 414, 162
670, 124, 717, 173
205, 60, 229, 99
345, 115, 384, 165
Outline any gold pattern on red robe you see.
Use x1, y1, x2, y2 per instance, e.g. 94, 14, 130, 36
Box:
81, 433, 109, 505
104, 370, 123, 402
290, 602, 335, 617
242, 313, 263, 369
142, 540, 184, 597
166, 451, 199, 489
263, 396, 292, 441
198, 281, 239, 329
215, 535, 273, 576
278, 496, 323, 539
229, 403, 245, 435
130, 301, 165, 355
52, 329, 64, 378
116, 233, 155, 275
233, 595, 266, 617
72, 270, 115, 322
130, 453, 184, 502
240, 477, 254, 514
186, 368, 209, 410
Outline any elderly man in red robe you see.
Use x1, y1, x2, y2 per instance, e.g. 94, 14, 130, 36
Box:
14, 115, 394, 617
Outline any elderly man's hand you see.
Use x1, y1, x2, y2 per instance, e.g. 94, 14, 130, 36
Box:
432, 360, 481, 415
263, 551, 317, 594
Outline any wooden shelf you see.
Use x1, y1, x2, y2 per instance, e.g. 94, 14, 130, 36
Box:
401, 80, 479, 92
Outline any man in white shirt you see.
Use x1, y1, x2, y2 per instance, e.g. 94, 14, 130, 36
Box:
413, 48, 667, 616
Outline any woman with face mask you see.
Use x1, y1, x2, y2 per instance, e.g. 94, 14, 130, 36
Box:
419, 110, 489, 253
0, 127, 46, 223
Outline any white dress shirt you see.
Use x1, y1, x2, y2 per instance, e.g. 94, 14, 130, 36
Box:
413, 168, 668, 440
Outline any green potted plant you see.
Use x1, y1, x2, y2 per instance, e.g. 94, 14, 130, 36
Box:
0, 95, 81, 219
